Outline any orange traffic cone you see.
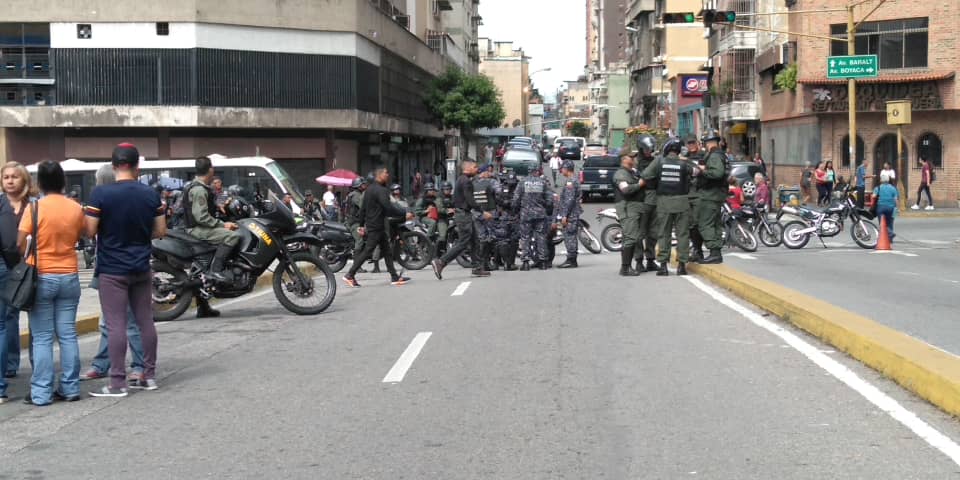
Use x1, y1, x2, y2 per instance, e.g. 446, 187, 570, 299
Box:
876, 215, 892, 251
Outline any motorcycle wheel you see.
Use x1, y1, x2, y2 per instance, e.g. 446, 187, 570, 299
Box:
273, 252, 336, 316
152, 261, 193, 322
396, 231, 433, 271
311, 245, 348, 273
758, 221, 783, 248
579, 225, 603, 254
600, 223, 622, 252
781, 221, 811, 250
732, 222, 759, 252
851, 220, 880, 249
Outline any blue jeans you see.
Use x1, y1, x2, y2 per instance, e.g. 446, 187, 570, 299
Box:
28, 274, 82, 405
877, 205, 895, 239
90, 306, 144, 375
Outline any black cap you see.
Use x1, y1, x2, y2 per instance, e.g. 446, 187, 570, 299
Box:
684, 134, 699, 144
112, 143, 140, 167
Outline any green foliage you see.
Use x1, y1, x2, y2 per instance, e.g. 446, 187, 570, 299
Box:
774, 63, 798, 92
568, 121, 590, 138
425, 67, 506, 131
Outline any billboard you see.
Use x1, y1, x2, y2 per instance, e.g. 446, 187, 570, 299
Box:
680, 75, 708, 97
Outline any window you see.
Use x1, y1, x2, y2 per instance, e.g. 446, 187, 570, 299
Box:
830, 18, 928, 70
841, 134, 865, 168
0, 23, 51, 80
77, 24, 92, 39
917, 133, 942, 168
156, 22, 169, 36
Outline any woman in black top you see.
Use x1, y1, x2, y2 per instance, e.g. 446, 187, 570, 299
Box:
0, 162, 34, 381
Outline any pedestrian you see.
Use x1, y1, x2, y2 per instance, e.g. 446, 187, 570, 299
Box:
85, 143, 166, 397
18, 161, 85, 405
683, 134, 705, 262
753, 151, 767, 176
753, 173, 770, 209
412, 170, 423, 200
873, 173, 899, 241
912, 154, 935, 210
322, 185, 338, 219
641, 139, 695, 276
431, 161, 492, 279
0, 172, 23, 403
881, 161, 896, 185
800, 162, 814, 205
825, 161, 836, 201
854, 160, 873, 209
635, 135, 659, 273
613, 153, 644, 276
727, 177, 744, 211
512, 167, 552, 270
694, 130, 728, 264
184, 156, 242, 284
814, 162, 828, 206
484, 143, 495, 164
472, 165, 499, 270
344, 178, 367, 272
549, 151, 562, 185
0, 161, 34, 379
556, 160, 582, 269
342, 166, 412, 287
496, 144, 506, 163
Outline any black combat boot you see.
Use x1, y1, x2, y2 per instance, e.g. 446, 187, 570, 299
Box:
690, 235, 704, 262
196, 298, 220, 318
208, 244, 233, 284
619, 247, 640, 276
699, 248, 723, 264
501, 246, 518, 271
471, 268, 491, 277
539, 260, 550, 270
677, 262, 688, 276
635, 259, 646, 274
557, 257, 578, 268
645, 258, 659, 272
656, 262, 669, 276
520, 261, 531, 271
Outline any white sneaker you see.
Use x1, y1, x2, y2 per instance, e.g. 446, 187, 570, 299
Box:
910, 204, 920, 210
925, 205, 935, 211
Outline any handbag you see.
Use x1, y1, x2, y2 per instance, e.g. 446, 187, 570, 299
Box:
2, 200, 38, 311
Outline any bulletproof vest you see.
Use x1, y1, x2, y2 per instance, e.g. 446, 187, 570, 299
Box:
657, 154, 691, 196
345, 191, 363, 223
636, 155, 658, 191
183, 181, 218, 229
702, 150, 729, 191
685, 151, 704, 190
520, 176, 548, 217
612, 167, 643, 203
472, 177, 497, 211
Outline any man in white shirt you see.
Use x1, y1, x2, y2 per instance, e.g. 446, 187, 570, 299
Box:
549, 152, 562, 185
322, 185, 337, 220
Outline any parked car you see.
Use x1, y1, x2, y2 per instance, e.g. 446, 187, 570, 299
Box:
584, 143, 606, 158
555, 137, 584, 161
578, 154, 619, 200
502, 148, 541, 177
729, 162, 764, 198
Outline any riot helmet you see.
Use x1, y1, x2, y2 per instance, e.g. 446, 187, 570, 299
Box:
636, 134, 657, 157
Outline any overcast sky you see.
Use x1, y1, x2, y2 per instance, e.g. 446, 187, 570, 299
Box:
478, 0, 586, 100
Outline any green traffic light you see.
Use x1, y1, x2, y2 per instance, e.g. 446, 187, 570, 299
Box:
685, 13, 696, 22
724, 11, 737, 22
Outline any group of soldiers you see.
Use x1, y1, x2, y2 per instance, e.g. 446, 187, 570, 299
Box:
613, 129, 728, 277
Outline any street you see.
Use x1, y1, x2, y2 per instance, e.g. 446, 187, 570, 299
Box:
2, 237, 960, 478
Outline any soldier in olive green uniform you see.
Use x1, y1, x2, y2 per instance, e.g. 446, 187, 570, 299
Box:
344, 178, 367, 256
683, 135, 705, 262
612, 154, 644, 276
641, 140, 695, 276
694, 129, 727, 264
634, 135, 660, 273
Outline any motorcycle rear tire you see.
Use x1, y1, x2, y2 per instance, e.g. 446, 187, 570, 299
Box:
758, 222, 783, 248
152, 261, 194, 322
396, 231, 433, 271
273, 252, 336, 316
312, 245, 348, 273
579, 225, 603, 254
781, 221, 811, 250
600, 223, 622, 252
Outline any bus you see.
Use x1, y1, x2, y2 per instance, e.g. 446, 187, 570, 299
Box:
28, 155, 306, 213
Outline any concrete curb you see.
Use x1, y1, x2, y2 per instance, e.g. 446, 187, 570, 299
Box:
18, 266, 286, 349
688, 262, 960, 418
899, 211, 960, 218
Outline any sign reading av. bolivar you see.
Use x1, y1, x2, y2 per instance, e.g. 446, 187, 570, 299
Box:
827, 55, 878, 79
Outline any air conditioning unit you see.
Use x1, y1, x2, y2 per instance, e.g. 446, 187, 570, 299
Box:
652, 55, 666, 63
394, 15, 410, 29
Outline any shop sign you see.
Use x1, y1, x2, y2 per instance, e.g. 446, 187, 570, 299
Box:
681, 75, 708, 97
810, 81, 943, 113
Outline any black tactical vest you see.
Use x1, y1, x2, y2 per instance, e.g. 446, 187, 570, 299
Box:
657, 155, 691, 196
472, 177, 496, 211
183, 181, 218, 228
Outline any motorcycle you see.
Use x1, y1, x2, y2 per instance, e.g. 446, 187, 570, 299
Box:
597, 207, 622, 252
151, 192, 337, 321
295, 219, 355, 273
722, 203, 759, 252
777, 187, 879, 250
390, 218, 434, 270
740, 203, 783, 248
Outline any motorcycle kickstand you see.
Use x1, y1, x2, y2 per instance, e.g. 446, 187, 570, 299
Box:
818, 235, 828, 249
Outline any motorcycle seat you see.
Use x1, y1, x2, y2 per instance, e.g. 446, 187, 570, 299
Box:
323, 221, 350, 233
165, 229, 218, 254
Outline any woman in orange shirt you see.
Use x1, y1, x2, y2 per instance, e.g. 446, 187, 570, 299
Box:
18, 161, 86, 406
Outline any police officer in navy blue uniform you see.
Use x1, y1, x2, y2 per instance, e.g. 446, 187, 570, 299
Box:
556, 160, 582, 268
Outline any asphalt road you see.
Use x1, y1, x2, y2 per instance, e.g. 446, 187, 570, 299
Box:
715, 216, 960, 356
2, 241, 960, 478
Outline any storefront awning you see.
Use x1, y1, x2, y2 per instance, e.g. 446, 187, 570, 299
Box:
799, 71, 955, 85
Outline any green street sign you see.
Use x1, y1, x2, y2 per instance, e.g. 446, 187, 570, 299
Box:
827, 55, 879, 79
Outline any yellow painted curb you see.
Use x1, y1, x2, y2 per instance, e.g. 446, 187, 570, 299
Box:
689, 262, 960, 418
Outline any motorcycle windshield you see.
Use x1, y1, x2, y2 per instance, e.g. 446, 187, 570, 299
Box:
260, 191, 298, 233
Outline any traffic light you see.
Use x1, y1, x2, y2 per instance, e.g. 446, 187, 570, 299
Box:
700, 9, 737, 27
662, 12, 696, 24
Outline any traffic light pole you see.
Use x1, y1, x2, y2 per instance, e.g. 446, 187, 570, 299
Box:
847, 6, 857, 172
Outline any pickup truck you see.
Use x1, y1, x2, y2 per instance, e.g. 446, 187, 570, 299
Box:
578, 154, 619, 200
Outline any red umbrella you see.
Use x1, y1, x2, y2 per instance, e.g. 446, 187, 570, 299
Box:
315, 169, 359, 187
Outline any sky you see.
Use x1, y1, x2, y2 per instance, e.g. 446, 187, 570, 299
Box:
478, 0, 586, 101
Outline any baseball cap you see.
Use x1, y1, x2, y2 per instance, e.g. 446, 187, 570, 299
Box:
478, 164, 491, 174
561, 160, 575, 171
111, 143, 140, 167
684, 134, 699, 144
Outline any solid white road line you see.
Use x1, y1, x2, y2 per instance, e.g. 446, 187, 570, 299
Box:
382, 332, 433, 383
451, 281, 471, 296
684, 276, 960, 467
727, 253, 758, 260
871, 250, 919, 257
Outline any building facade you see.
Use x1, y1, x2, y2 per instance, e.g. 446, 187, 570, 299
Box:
759, 0, 959, 206
0, 0, 471, 191
440, 0, 483, 73
478, 38, 529, 129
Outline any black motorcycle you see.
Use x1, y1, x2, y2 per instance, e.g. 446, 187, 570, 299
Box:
151, 192, 336, 321
740, 203, 783, 248
300, 216, 433, 272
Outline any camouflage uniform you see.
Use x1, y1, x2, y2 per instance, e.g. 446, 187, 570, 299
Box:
493, 174, 520, 268
472, 174, 498, 267
556, 169, 583, 260
512, 174, 552, 264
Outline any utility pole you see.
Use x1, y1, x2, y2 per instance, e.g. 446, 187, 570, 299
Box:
847, 5, 857, 169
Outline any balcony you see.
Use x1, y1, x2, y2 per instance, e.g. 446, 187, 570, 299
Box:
718, 30, 758, 53
626, 0, 656, 23
718, 100, 759, 122
426, 30, 467, 69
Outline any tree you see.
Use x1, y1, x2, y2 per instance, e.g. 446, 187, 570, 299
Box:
568, 121, 590, 138
425, 67, 506, 160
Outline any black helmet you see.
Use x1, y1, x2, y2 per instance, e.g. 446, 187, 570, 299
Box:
662, 139, 683, 155
424, 182, 437, 192
636, 134, 657, 157
226, 184, 248, 199
390, 183, 401, 192
225, 197, 252, 220
701, 129, 722, 143
350, 177, 364, 189
441, 181, 453, 191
